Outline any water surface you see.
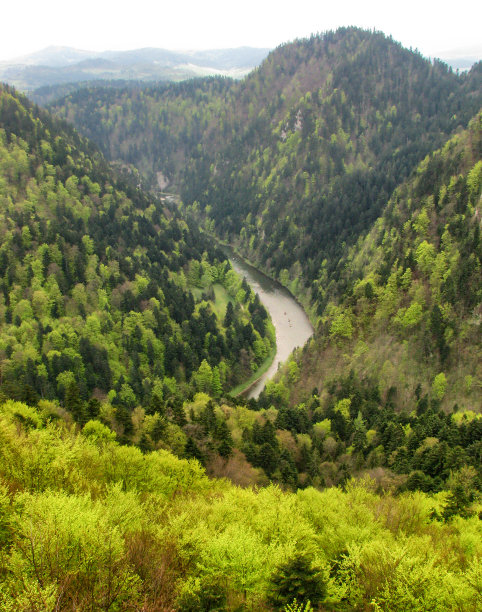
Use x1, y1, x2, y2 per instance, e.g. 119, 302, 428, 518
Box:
221, 245, 314, 398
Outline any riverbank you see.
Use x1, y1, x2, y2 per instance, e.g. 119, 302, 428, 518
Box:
219, 241, 314, 399
228, 345, 277, 397
213, 236, 317, 326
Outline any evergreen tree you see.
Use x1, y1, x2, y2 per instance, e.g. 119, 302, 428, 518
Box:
64, 381, 85, 424
215, 420, 233, 458
184, 437, 205, 465
266, 553, 327, 610
223, 301, 234, 327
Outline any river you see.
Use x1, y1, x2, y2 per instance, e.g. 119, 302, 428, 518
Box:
221, 245, 314, 398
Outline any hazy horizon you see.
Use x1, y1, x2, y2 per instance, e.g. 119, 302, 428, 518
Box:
3, 0, 481, 63
2, 41, 480, 71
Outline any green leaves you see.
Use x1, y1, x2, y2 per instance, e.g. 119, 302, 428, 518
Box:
0, 400, 480, 610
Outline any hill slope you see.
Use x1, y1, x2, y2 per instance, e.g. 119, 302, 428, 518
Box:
0, 84, 275, 431
280, 111, 481, 411
0, 397, 480, 610
50, 28, 482, 310
248, 112, 481, 492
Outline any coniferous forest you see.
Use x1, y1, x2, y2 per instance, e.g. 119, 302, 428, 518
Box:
0, 27, 481, 611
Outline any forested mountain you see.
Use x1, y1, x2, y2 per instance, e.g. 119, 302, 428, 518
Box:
255, 113, 481, 491
51, 28, 482, 306
45, 27, 481, 488
0, 84, 275, 446
0, 27, 481, 610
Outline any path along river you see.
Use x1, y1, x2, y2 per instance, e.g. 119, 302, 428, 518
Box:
221, 245, 314, 398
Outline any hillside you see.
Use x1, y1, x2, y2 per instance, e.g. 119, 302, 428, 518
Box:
44, 28, 482, 493
180, 30, 481, 303
50, 28, 482, 308
278, 111, 481, 409
0, 30, 481, 610
0, 398, 480, 610
250, 112, 481, 492
0, 84, 275, 447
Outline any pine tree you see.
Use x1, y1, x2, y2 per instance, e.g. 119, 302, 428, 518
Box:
64, 381, 85, 424
151, 415, 167, 443
184, 437, 205, 464
215, 420, 233, 458
211, 366, 222, 398
223, 301, 234, 327
266, 553, 326, 609
200, 400, 216, 434
86, 398, 100, 420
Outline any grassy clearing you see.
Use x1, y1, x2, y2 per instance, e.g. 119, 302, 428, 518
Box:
190, 284, 232, 321
212, 284, 232, 320
229, 344, 277, 397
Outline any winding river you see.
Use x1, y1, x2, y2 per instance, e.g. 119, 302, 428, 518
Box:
221, 245, 314, 398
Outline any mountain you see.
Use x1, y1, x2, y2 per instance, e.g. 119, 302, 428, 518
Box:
2, 45, 98, 67
257, 112, 481, 490
0, 30, 481, 609
0, 83, 275, 440
0, 45, 271, 93
50, 28, 482, 303
48, 28, 481, 483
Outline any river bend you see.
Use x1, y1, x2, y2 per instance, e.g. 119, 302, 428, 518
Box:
221, 245, 314, 398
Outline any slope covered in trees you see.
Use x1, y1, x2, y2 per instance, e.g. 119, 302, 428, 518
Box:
51, 77, 232, 190
0, 84, 275, 441
44, 28, 481, 493
254, 111, 481, 491
0, 28, 481, 610
50, 28, 482, 307
0, 398, 480, 611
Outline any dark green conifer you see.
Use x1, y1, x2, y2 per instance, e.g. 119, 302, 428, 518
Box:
266, 553, 326, 610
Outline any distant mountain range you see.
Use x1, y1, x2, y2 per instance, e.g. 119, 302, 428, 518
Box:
0, 45, 272, 92
1, 44, 480, 97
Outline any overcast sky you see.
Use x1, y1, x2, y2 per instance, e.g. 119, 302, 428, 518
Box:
3, 0, 481, 62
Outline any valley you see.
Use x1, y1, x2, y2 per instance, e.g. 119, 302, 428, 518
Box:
0, 25, 480, 611
221, 243, 314, 398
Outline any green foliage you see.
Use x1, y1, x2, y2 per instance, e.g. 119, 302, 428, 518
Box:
0, 400, 480, 610
279, 110, 481, 427
432, 372, 447, 402
46, 33, 481, 463
8, 491, 141, 609
51, 29, 481, 313
0, 84, 274, 423
330, 312, 353, 340
175, 575, 227, 612
0, 31, 481, 611
284, 600, 313, 612
267, 553, 327, 609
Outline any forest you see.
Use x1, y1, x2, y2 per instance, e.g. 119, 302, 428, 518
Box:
0, 26, 480, 611
0, 398, 480, 610
0, 83, 274, 447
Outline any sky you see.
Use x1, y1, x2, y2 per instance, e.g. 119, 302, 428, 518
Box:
3, 0, 481, 62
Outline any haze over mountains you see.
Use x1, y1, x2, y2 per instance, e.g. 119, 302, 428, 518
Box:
0, 45, 271, 92
1, 40, 481, 97
435, 44, 482, 71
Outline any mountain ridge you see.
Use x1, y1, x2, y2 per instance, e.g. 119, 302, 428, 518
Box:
0, 30, 481, 609
49, 27, 482, 420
